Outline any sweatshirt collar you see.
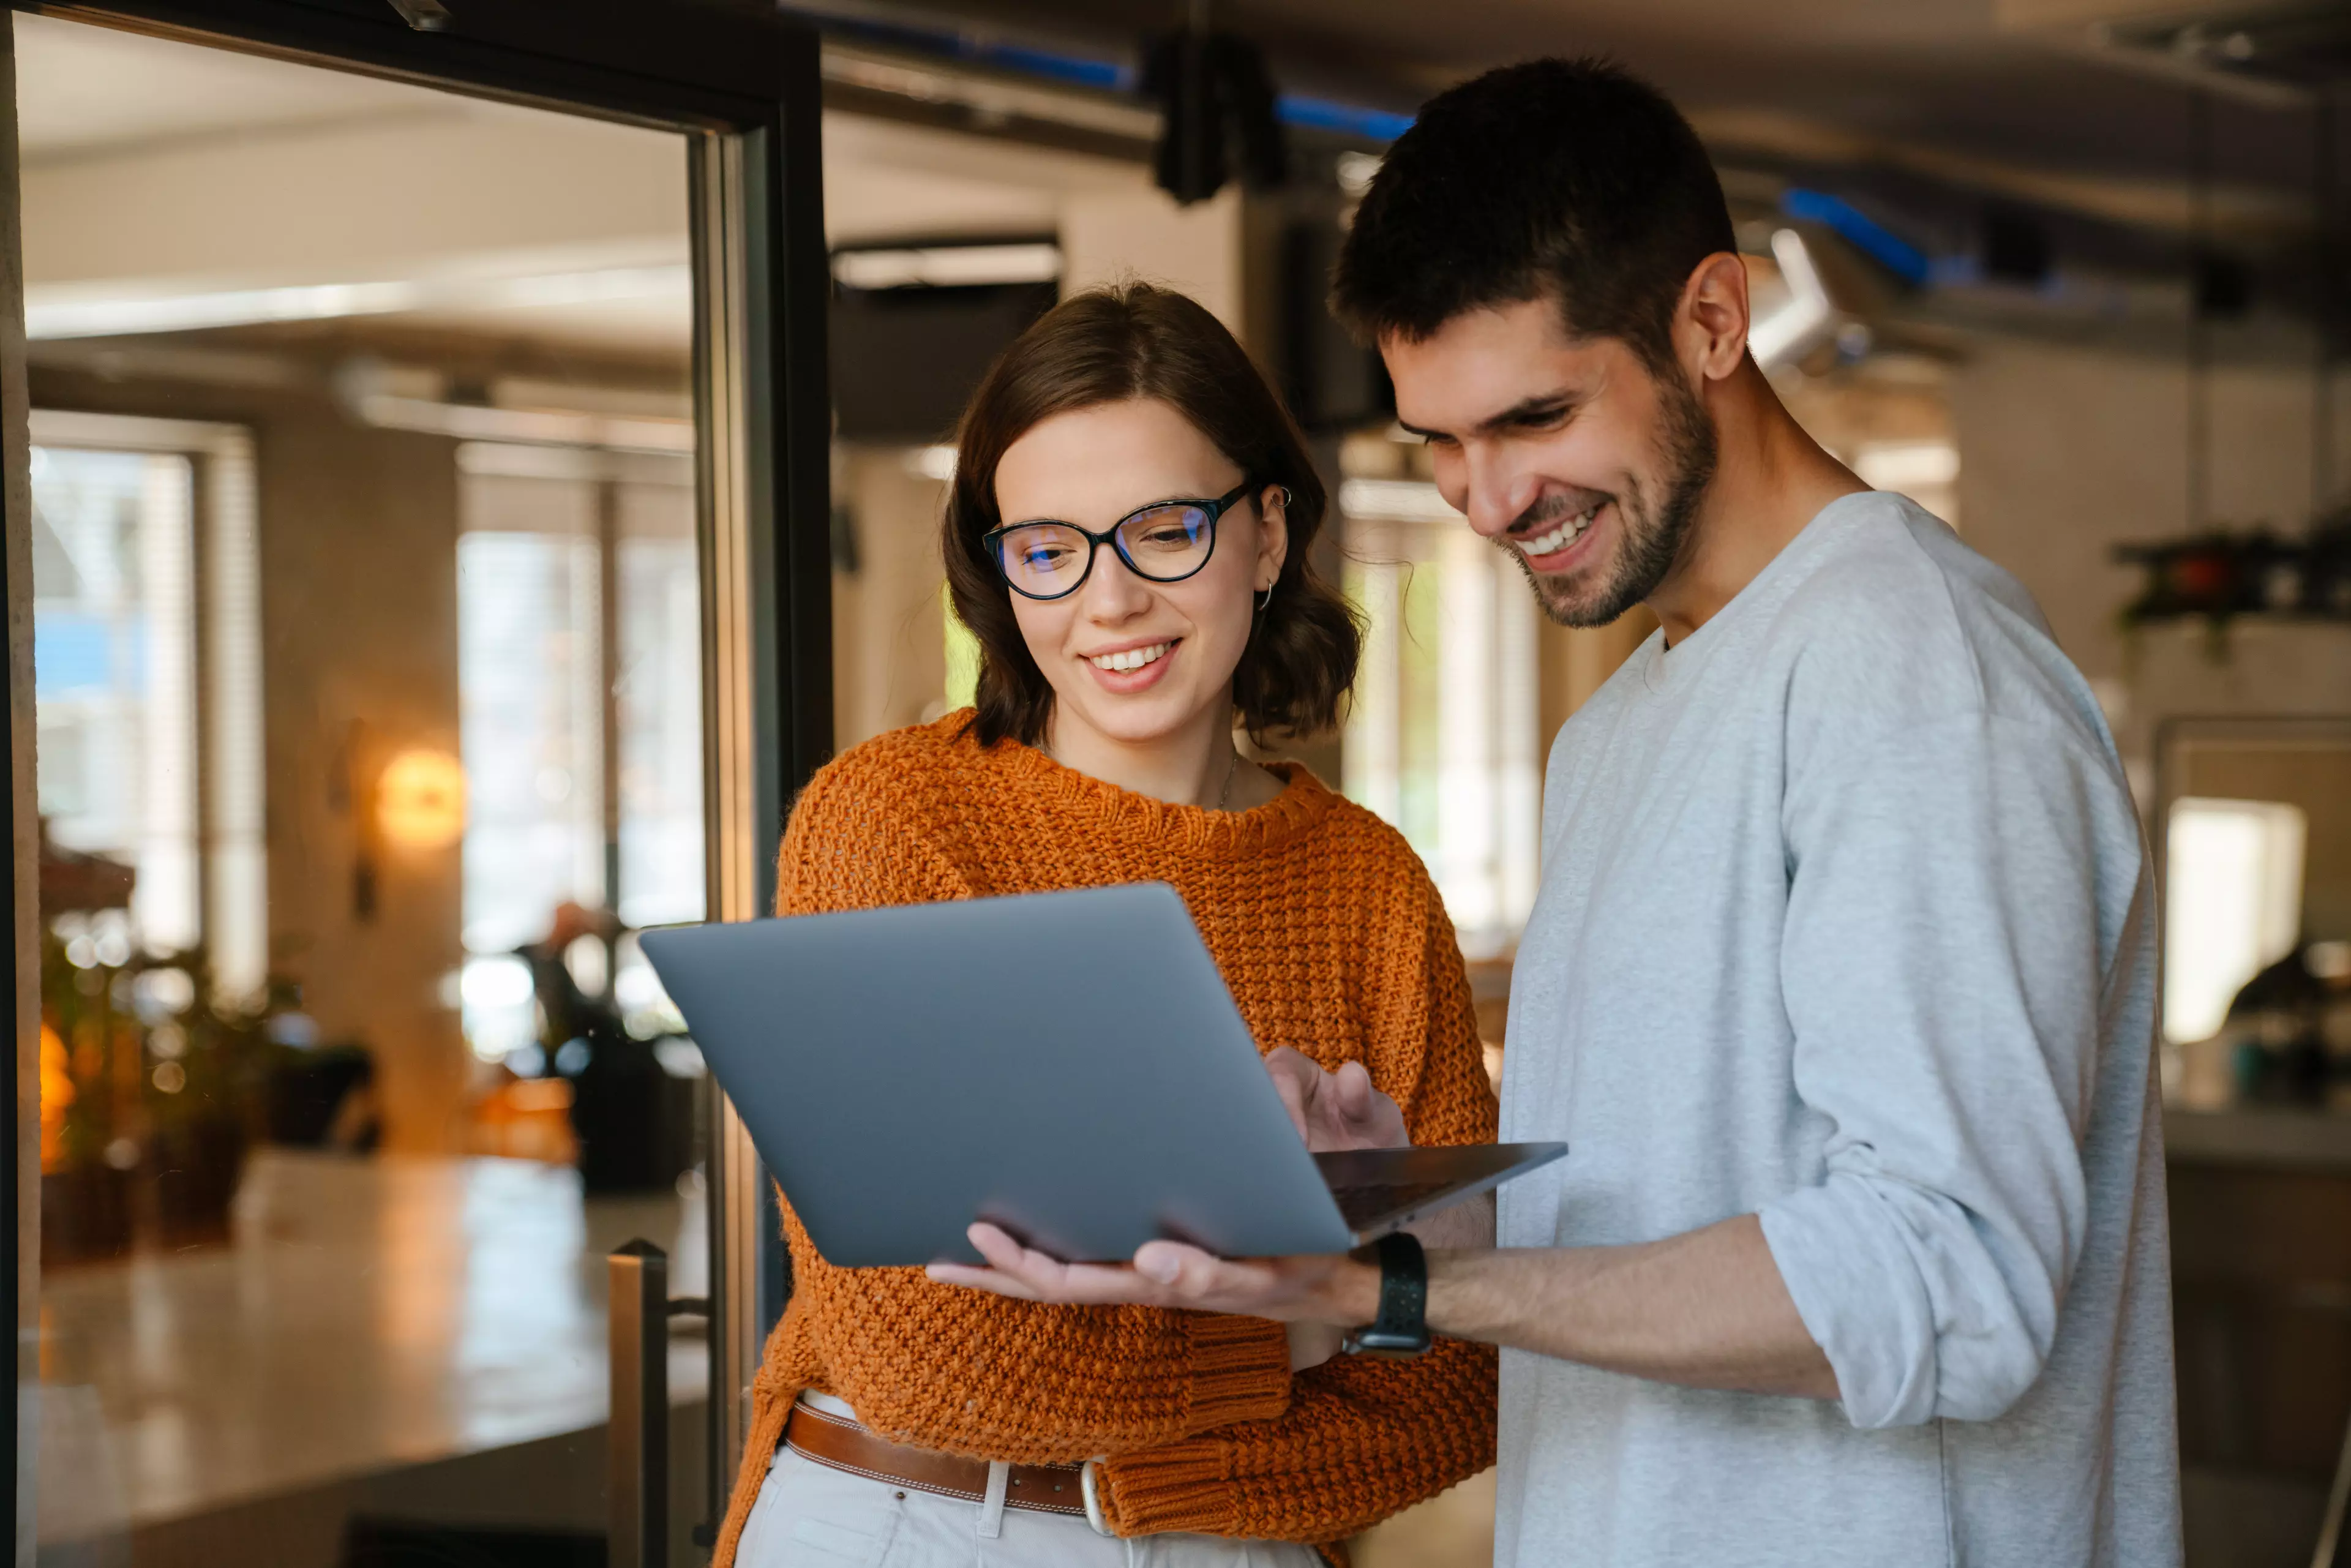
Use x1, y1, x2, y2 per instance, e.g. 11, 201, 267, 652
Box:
1642, 490, 1884, 692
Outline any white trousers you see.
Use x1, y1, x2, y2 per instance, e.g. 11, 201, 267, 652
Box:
733, 1400, 1322, 1568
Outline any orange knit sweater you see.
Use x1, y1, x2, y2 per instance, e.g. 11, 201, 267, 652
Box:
710, 713, 1499, 1566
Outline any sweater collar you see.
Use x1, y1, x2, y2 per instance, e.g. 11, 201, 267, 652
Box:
957, 717, 1338, 858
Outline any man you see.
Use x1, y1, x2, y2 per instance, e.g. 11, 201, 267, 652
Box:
934, 58, 2180, 1566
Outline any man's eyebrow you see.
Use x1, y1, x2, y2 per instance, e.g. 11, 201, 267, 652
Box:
1397, 389, 1580, 442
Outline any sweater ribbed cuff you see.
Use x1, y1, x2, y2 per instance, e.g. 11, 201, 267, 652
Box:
1099, 1435, 1238, 1537
1180, 1312, 1293, 1431
1101, 1316, 1288, 1537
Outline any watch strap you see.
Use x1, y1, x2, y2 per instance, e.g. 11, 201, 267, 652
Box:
1341, 1231, 1430, 1358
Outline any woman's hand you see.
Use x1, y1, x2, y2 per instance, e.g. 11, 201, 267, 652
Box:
1264, 1047, 1409, 1152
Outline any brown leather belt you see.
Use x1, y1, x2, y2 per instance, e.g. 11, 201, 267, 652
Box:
782, 1400, 1095, 1522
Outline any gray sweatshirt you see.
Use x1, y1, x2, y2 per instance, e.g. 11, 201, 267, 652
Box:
1494, 492, 2180, 1567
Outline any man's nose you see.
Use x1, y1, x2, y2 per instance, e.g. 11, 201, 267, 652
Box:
1453, 447, 1544, 540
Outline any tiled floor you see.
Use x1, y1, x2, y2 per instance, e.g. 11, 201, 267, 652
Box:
37, 1149, 707, 1544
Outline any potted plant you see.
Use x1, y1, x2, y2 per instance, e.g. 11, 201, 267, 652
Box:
42, 923, 279, 1261
39, 923, 139, 1267
138, 948, 272, 1248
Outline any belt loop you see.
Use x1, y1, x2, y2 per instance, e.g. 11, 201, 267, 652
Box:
978, 1460, 1011, 1539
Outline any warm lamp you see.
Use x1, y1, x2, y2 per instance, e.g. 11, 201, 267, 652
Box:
377, 748, 468, 850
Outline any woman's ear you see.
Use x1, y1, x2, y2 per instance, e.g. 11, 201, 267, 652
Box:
1254, 484, 1292, 592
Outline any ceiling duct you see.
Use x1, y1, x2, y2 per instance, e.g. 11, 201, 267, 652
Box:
1139, 13, 1287, 205
1995, 0, 2351, 105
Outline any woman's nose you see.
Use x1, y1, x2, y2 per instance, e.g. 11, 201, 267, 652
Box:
1077, 541, 1152, 620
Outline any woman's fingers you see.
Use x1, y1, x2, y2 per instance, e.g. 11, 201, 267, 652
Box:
1265, 1051, 1411, 1152
1264, 1050, 1315, 1142
1332, 1060, 1410, 1147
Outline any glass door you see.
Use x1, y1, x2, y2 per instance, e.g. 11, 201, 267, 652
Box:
3, 2, 829, 1561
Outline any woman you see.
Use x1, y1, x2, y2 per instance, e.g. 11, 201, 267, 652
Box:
716, 283, 1497, 1567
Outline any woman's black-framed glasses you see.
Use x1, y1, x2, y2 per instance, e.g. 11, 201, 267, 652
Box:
983, 479, 1257, 602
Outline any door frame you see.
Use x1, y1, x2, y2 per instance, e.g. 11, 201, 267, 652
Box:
1, 0, 831, 1552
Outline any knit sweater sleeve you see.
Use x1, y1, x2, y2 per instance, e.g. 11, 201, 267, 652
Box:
1098, 868, 1501, 1542
761, 742, 1295, 1463
771, 749, 968, 916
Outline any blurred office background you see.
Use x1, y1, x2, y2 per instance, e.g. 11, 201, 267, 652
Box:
16, 1, 2349, 1566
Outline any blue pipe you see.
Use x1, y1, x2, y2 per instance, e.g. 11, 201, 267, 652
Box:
1779, 187, 1934, 287
784, 6, 1417, 141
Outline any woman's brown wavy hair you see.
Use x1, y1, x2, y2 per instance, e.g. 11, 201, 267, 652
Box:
942, 282, 1360, 750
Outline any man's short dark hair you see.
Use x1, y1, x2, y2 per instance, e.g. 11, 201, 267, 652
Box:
1332, 58, 1736, 372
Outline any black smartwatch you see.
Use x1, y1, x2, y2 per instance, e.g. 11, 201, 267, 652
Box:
1341, 1231, 1430, 1359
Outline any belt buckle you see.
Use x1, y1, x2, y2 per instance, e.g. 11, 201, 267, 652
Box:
1079, 1457, 1114, 1537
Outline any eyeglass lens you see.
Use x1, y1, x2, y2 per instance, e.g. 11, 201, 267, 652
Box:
995, 501, 1215, 597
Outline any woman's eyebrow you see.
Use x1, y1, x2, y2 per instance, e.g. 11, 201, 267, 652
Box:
1007, 491, 1223, 527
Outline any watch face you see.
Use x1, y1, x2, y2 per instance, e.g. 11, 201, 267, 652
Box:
1341, 1326, 1431, 1359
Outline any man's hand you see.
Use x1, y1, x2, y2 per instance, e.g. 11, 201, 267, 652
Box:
926, 1218, 1837, 1403
1264, 1047, 1409, 1152
925, 1223, 1378, 1326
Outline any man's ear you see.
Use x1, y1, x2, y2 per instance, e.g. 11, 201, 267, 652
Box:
1679, 252, 1753, 384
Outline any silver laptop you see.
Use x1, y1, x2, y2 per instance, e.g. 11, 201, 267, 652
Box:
639, 882, 1565, 1267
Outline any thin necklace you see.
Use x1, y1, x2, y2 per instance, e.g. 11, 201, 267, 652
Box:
1214, 746, 1240, 811
1038, 734, 1242, 810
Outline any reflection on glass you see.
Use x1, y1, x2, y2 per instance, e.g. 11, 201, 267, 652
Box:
23, 12, 709, 1563
1342, 493, 1540, 956
618, 522, 708, 931
2165, 797, 2308, 1043
457, 498, 606, 958
31, 444, 200, 954
457, 460, 703, 965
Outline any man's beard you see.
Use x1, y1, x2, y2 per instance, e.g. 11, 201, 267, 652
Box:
1510, 376, 1717, 628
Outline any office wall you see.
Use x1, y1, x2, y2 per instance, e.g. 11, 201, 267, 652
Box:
1951, 337, 2351, 787
1059, 186, 1248, 337
833, 447, 952, 751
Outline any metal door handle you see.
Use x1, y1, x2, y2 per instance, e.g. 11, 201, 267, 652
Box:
610, 1240, 709, 1568
2315, 1396, 2351, 1568
384, 0, 452, 31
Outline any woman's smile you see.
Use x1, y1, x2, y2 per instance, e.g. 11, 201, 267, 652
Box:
1082, 636, 1180, 692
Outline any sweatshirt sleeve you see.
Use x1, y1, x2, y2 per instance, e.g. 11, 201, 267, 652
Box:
1757, 711, 2143, 1428
1100, 877, 1501, 1540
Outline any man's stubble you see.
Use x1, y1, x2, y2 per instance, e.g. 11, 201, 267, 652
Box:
1511, 373, 1718, 629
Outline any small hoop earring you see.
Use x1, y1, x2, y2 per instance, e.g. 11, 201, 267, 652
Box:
1256, 583, 1274, 612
